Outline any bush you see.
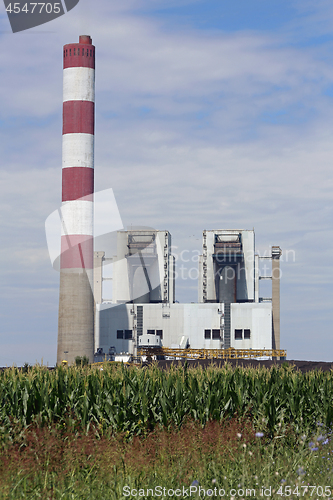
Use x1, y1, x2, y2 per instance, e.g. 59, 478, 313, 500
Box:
75, 356, 89, 367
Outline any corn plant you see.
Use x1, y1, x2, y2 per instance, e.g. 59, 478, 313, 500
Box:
1, 363, 333, 439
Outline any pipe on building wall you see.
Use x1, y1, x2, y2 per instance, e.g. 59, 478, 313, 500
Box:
271, 246, 282, 354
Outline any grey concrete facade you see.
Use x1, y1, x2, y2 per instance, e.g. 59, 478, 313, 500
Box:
97, 230, 175, 305
57, 269, 94, 364
95, 301, 272, 356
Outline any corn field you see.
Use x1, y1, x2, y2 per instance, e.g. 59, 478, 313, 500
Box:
1, 362, 333, 437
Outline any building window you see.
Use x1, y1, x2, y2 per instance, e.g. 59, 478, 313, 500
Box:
212, 329, 221, 340
235, 329, 242, 340
77, 48, 80, 56
156, 330, 163, 339
117, 330, 123, 339
74, 48, 76, 55
244, 329, 251, 339
125, 329, 132, 339
147, 329, 155, 335
204, 329, 211, 339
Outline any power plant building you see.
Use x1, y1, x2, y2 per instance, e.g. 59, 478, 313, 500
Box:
56, 37, 283, 363
94, 229, 281, 359
112, 230, 175, 305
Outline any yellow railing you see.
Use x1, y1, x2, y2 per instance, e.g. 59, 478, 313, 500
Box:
137, 347, 286, 360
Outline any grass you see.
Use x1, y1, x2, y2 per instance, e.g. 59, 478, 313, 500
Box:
0, 362, 333, 498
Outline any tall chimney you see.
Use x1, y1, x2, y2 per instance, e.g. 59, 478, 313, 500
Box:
57, 36, 95, 365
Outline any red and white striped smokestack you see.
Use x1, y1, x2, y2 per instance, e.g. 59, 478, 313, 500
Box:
57, 36, 95, 365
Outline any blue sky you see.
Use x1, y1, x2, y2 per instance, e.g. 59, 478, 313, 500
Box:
141, 0, 297, 32
1, 0, 333, 365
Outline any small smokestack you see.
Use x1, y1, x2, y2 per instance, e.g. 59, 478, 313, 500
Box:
57, 36, 95, 365
272, 246, 282, 355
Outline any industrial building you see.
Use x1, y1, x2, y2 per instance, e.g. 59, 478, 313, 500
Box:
56, 37, 283, 364
94, 229, 282, 360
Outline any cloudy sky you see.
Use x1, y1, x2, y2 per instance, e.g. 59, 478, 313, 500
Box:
1, 0, 333, 365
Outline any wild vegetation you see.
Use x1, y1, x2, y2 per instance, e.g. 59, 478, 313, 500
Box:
0, 362, 333, 498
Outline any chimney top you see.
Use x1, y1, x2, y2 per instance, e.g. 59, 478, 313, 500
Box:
79, 35, 92, 45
